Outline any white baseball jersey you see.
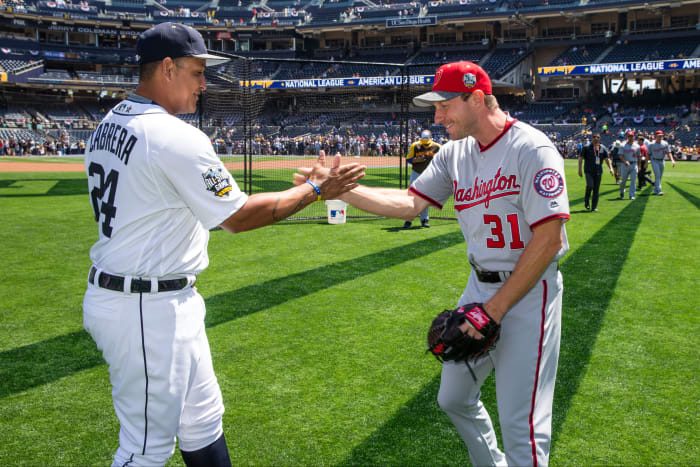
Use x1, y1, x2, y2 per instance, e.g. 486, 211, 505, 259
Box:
85, 97, 248, 278
411, 119, 570, 272
620, 142, 641, 163
647, 140, 670, 160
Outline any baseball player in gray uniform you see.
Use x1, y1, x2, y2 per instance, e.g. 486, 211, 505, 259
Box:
82, 22, 364, 467
618, 131, 641, 200
298, 61, 569, 466
647, 130, 676, 195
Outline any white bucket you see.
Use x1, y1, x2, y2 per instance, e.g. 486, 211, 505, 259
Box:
325, 200, 347, 224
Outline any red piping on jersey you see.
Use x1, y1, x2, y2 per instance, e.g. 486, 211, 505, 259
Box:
529, 279, 547, 467
408, 186, 443, 208
454, 190, 520, 211
530, 213, 569, 230
478, 118, 517, 152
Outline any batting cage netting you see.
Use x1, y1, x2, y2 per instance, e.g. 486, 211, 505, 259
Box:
199, 55, 457, 221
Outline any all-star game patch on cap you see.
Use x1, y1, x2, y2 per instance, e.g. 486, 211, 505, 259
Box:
413, 61, 492, 107
137, 22, 229, 67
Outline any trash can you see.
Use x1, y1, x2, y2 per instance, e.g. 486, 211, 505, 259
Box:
325, 199, 347, 224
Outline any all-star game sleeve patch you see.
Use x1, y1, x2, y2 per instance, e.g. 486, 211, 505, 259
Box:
533, 168, 564, 198
202, 165, 232, 197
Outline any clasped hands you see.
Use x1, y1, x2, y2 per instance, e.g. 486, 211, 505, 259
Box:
294, 150, 365, 200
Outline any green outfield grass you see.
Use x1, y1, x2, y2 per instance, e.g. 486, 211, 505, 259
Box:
0, 160, 698, 466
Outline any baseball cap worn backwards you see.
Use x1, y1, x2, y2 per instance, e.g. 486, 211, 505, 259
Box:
137, 22, 229, 67
413, 61, 492, 107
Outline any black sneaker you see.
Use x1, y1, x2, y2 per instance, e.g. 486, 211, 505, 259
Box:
402, 221, 412, 229
421, 219, 430, 228
585, 203, 590, 210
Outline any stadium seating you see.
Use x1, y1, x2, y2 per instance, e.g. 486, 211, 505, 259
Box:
427, 0, 497, 19
0, 59, 39, 72
0, 104, 30, 121
481, 47, 530, 78
0, 128, 45, 142
601, 35, 700, 63
548, 43, 610, 66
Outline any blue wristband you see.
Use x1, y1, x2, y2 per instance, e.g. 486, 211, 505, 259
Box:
305, 179, 322, 201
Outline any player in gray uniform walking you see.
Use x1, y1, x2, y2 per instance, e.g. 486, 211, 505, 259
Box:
297, 61, 569, 466
82, 23, 365, 467
618, 131, 641, 200
647, 130, 676, 196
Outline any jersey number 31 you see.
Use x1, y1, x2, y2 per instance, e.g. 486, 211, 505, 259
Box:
88, 162, 119, 238
484, 214, 525, 249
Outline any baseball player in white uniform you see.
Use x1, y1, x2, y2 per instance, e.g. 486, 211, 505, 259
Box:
647, 130, 676, 195
618, 131, 641, 200
83, 22, 364, 467
298, 61, 569, 466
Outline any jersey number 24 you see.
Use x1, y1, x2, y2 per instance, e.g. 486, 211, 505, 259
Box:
88, 162, 119, 238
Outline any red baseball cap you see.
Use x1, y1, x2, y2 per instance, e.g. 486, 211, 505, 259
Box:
655, 130, 664, 135
626, 131, 635, 136
413, 61, 492, 107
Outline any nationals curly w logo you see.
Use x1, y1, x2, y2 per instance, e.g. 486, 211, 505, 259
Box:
533, 168, 564, 198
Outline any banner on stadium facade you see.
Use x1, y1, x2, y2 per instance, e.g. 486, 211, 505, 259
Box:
538, 58, 700, 76
240, 74, 435, 89
386, 15, 436, 28
47, 24, 139, 36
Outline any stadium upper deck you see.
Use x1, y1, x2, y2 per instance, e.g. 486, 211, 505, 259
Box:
2, 0, 700, 156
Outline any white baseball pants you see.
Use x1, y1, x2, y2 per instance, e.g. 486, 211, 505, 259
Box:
83, 283, 224, 467
619, 162, 638, 199
651, 159, 665, 194
438, 265, 562, 467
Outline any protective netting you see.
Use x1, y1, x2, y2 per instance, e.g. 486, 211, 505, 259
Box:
201, 56, 457, 220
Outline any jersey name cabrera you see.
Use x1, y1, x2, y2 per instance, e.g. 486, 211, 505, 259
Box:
85, 98, 248, 278
410, 120, 570, 271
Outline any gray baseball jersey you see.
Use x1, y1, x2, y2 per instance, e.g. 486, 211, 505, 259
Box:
647, 140, 670, 160
620, 142, 641, 163
414, 118, 568, 466
410, 119, 570, 272
85, 97, 248, 278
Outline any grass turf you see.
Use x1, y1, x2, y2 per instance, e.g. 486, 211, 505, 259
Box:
0, 160, 697, 466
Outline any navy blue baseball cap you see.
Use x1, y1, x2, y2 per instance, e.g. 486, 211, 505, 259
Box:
137, 22, 229, 66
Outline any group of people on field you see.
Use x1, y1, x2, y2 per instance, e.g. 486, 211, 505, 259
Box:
577, 128, 676, 211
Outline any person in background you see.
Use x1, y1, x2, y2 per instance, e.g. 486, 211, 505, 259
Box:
403, 129, 441, 228
637, 134, 653, 189
578, 132, 613, 212
647, 130, 676, 196
619, 131, 641, 200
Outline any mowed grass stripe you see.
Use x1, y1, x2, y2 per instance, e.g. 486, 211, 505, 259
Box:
0, 162, 698, 466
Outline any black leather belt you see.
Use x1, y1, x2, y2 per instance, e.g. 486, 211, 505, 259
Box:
474, 269, 510, 283
89, 266, 192, 293
471, 262, 559, 283
469, 257, 510, 283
